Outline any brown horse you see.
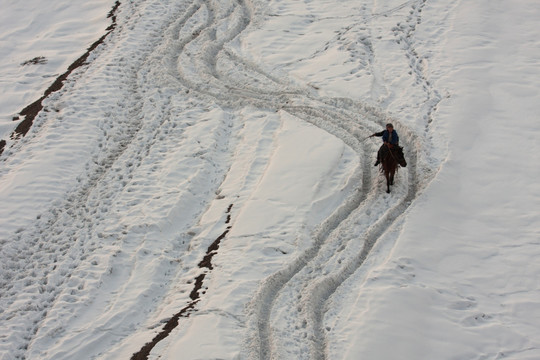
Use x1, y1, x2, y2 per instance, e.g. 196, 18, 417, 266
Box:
380, 145, 407, 193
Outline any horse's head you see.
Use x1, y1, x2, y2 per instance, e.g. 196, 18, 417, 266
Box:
399, 158, 407, 167
396, 147, 407, 167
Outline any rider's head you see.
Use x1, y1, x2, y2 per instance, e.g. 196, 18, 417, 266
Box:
386, 123, 394, 131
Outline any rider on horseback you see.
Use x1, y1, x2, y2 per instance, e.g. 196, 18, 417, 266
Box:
371, 123, 399, 166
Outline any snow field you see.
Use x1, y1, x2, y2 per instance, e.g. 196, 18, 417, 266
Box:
1, 0, 424, 358
2, 0, 540, 359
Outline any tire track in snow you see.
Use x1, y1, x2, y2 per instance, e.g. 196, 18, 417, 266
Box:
119, 2, 377, 358
273, 4, 431, 357
307, 142, 418, 360
0, 0, 429, 358
248, 105, 419, 360
139, 0, 423, 359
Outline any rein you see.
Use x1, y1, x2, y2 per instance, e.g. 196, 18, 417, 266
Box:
385, 144, 399, 163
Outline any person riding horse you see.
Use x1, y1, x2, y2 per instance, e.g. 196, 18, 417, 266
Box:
371, 123, 399, 166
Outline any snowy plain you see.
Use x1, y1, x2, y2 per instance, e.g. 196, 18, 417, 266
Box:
1, 0, 539, 359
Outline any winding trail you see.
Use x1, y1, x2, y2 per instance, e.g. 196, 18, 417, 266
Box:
0, 0, 439, 358
138, 0, 426, 359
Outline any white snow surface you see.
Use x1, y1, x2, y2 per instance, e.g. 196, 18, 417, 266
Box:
1, 0, 539, 359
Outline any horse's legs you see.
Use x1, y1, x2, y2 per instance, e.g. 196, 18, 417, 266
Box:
382, 155, 397, 193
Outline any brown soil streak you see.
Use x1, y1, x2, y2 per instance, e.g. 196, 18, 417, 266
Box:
0, 1, 121, 156
131, 204, 234, 360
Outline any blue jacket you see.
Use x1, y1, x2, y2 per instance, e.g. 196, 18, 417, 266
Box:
373, 130, 399, 145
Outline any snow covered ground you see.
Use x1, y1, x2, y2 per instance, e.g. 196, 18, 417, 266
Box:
1, 0, 539, 359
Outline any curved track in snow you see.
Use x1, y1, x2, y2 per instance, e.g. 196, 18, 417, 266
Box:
147, 0, 424, 359
0, 0, 436, 358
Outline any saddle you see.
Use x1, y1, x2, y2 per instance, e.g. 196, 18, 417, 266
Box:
378, 144, 407, 167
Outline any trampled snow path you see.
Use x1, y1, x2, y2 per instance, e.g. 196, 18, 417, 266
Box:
123, 1, 427, 358
0, 0, 441, 359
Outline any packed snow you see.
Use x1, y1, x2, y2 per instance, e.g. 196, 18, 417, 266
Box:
1, 0, 539, 359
